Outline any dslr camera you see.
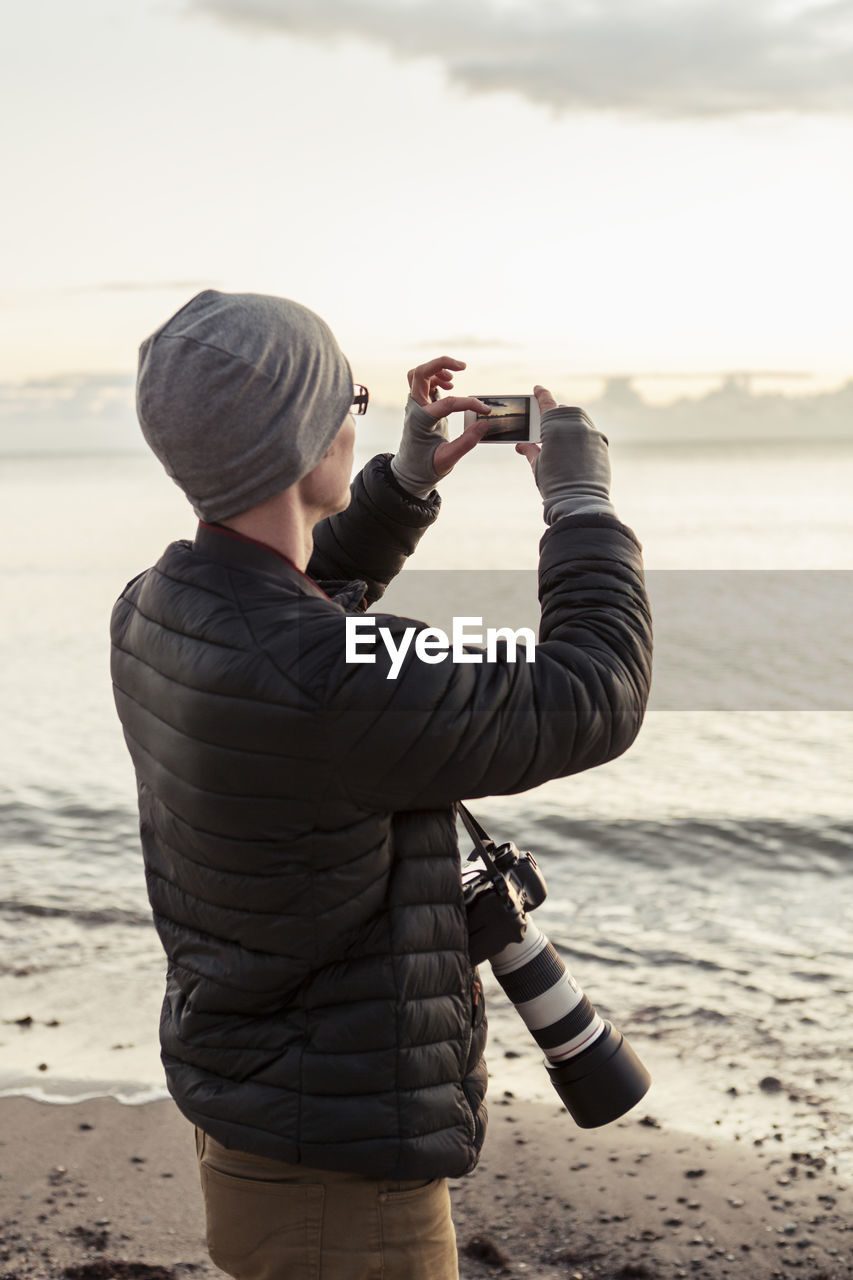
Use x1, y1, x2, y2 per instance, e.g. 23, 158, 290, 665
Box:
460, 805, 650, 1128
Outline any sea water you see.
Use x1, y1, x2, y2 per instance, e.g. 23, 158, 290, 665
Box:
1, 429, 851, 1165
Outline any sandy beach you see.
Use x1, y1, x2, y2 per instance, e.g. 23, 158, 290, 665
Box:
1, 1095, 850, 1280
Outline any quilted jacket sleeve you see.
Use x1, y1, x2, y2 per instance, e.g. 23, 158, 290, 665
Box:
308, 453, 440, 606
322, 511, 653, 810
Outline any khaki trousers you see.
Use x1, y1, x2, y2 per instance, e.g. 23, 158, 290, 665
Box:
195, 1128, 459, 1280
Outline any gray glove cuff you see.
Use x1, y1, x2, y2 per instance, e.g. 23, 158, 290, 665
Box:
545, 495, 618, 523
390, 396, 450, 498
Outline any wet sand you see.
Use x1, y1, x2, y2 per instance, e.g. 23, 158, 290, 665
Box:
0, 1095, 850, 1279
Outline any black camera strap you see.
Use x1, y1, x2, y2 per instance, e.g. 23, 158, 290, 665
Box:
456, 802, 501, 881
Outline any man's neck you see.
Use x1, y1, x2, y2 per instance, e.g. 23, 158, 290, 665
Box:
220, 492, 315, 571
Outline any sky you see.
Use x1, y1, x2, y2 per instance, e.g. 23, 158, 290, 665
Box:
1, 0, 853, 441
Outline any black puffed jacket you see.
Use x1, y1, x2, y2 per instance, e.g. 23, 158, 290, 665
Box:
110, 453, 652, 1179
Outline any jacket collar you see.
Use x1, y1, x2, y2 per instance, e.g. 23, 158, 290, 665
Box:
192, 522, 332, 602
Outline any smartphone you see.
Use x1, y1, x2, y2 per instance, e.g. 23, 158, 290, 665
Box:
463, 395, 541, 443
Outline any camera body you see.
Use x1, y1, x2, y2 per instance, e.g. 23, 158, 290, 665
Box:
462, 824, 651, 1129
465, 840, 546, 965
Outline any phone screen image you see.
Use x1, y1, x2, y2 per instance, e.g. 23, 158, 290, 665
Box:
475, 396, 532, 442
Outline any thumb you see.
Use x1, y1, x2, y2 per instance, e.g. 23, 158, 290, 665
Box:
515, 441, 541, 474
432, 417, 492, 477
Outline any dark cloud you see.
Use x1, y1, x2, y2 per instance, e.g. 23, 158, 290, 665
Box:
189, 0, 853, 117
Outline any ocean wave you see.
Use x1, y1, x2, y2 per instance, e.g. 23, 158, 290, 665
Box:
510, 811, 853, 874
0, 795, 139, 854
0, 899, 151, 928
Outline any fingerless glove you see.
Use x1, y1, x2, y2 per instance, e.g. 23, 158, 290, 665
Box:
535, 407, 615, 524
390, 396, 450, 497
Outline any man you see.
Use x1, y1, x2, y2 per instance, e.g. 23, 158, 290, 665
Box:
110, 289, 652, 1280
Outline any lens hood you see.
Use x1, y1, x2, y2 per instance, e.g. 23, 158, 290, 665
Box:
546, 1022, 651, 1128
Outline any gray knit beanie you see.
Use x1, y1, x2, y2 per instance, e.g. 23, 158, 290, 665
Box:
136, 289, 354, 521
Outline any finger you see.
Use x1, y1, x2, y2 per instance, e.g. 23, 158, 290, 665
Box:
533, 384, 558, 414
515, 441, 541, 473
421, 394, 491, 420
408, 358, 465, 385
408, 357, 467, 405
428, 368, 459, 403
414, 356, 467, 379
